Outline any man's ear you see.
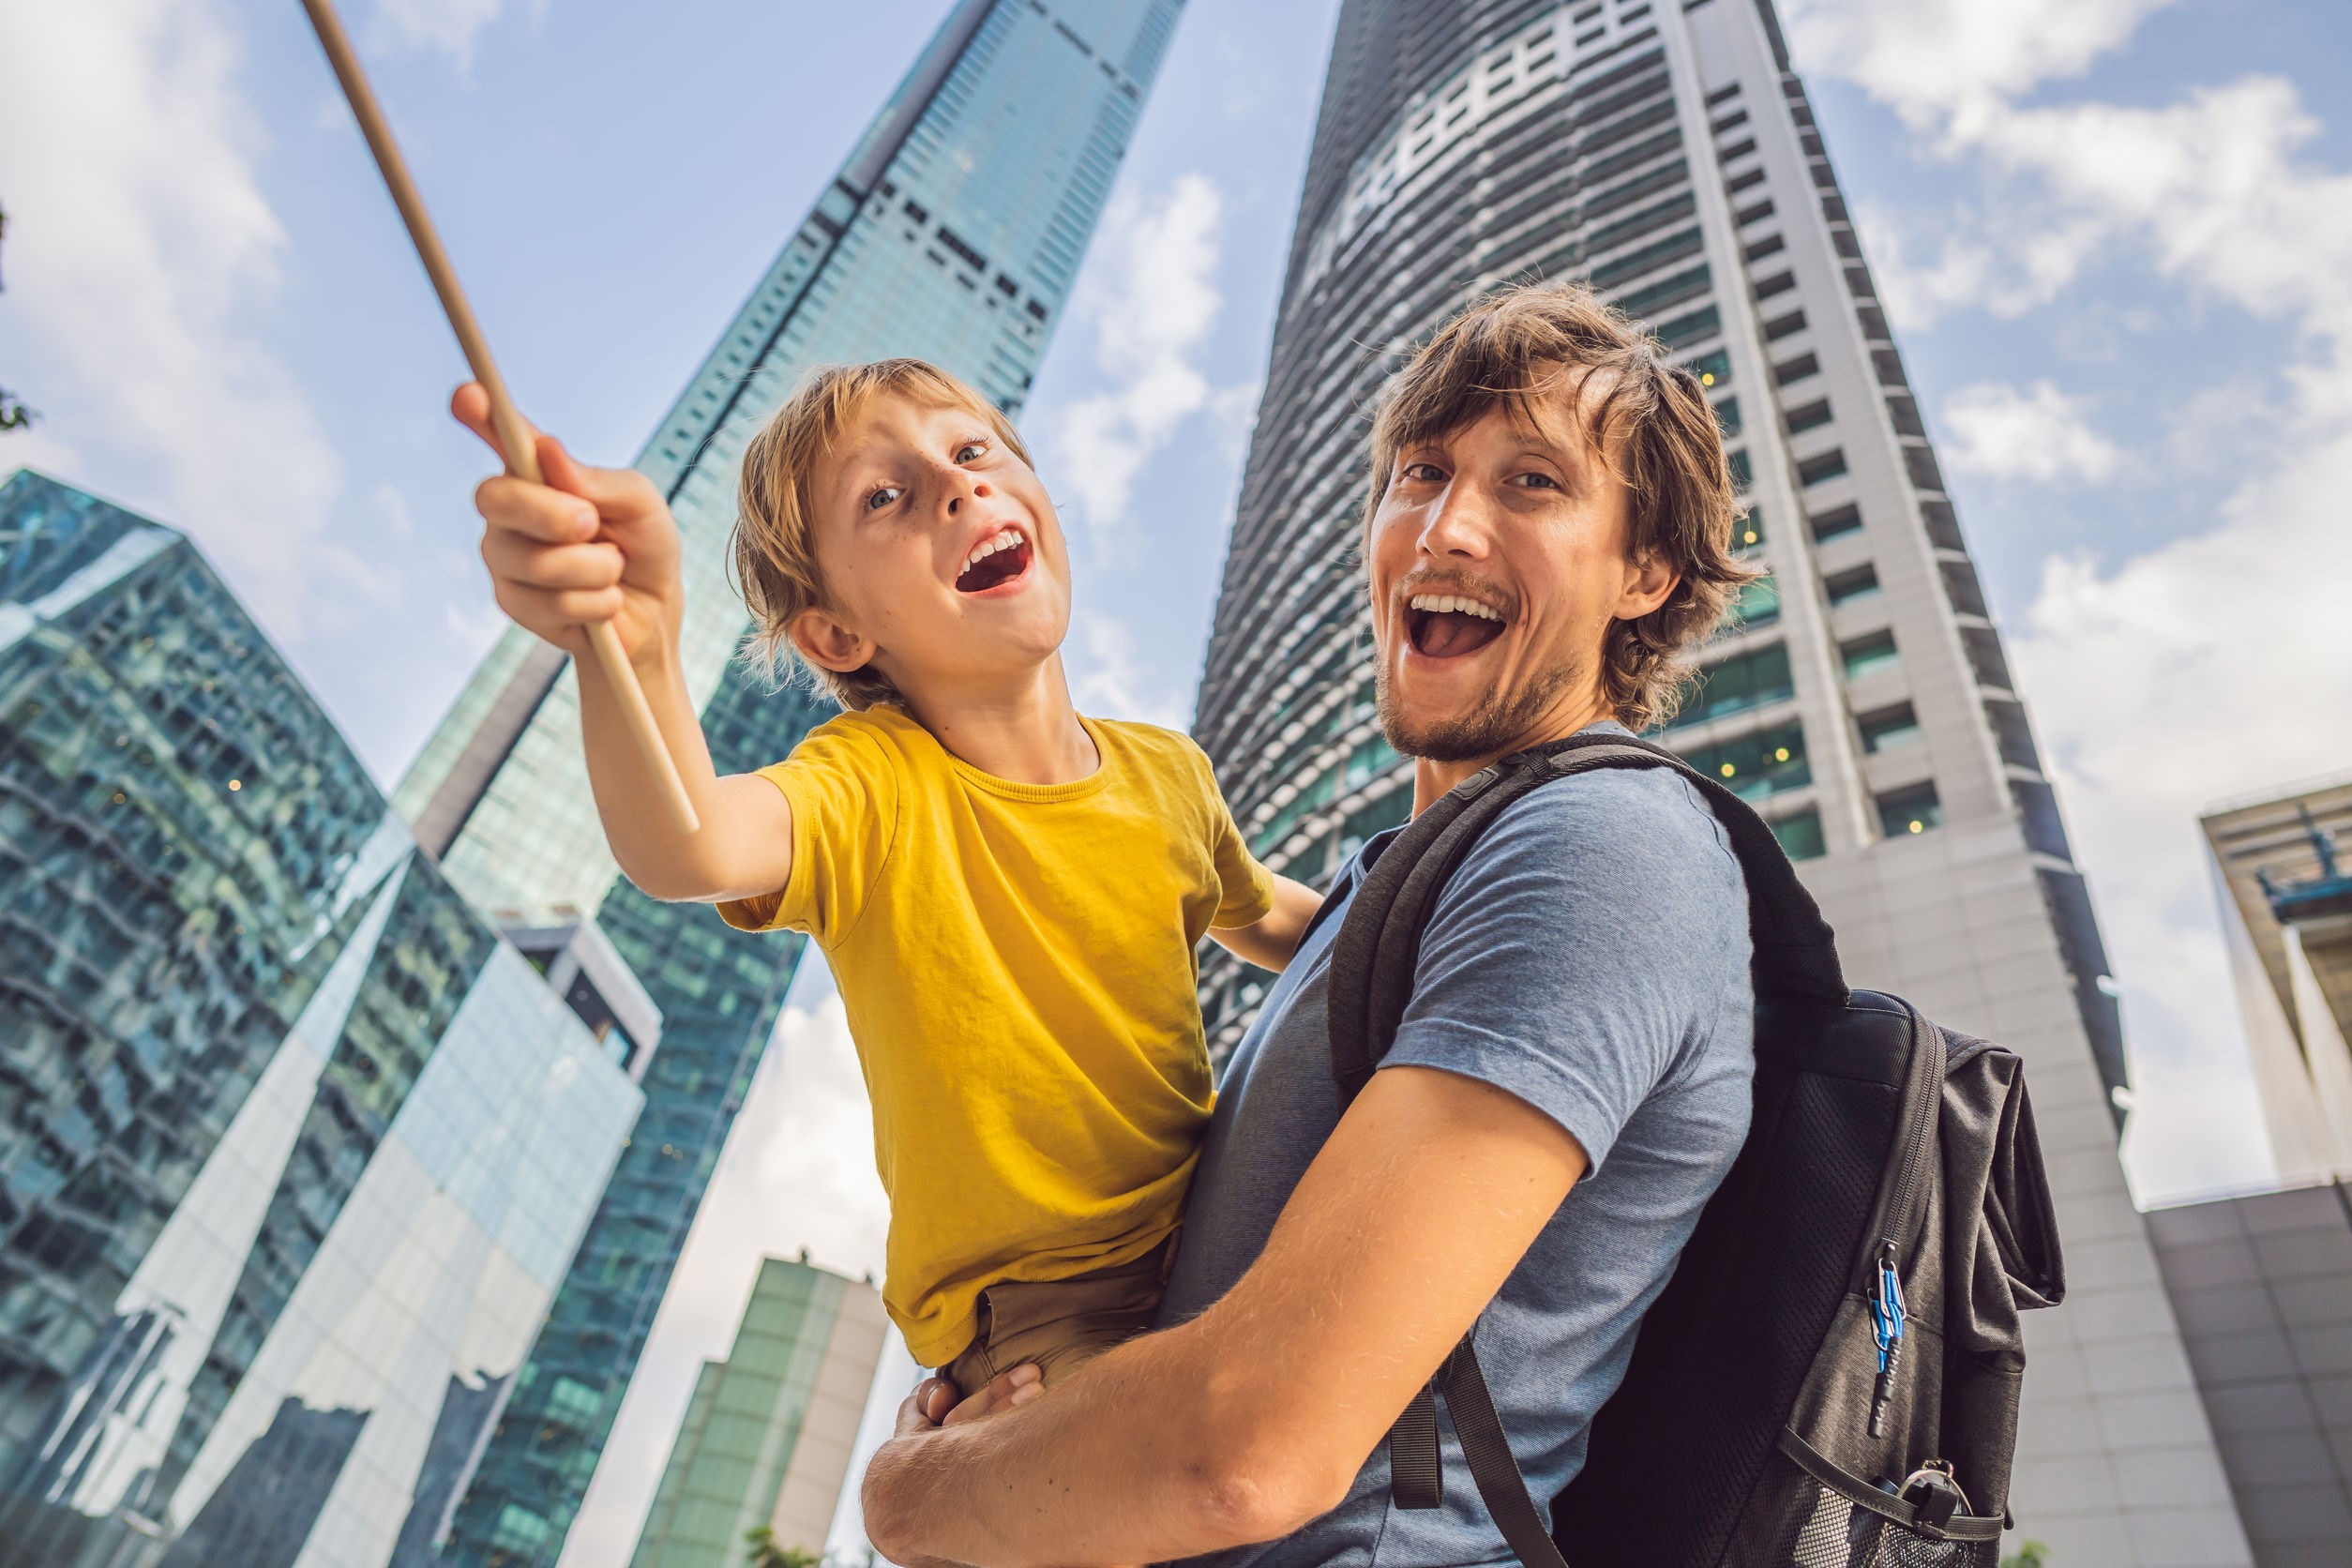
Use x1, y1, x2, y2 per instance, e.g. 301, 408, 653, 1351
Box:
1616, 552, 1681, 622
789, 606, 876, 675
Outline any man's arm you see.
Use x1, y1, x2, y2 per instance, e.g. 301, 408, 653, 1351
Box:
1208, 874, 1323, 972
861, 1063, 1589, 1566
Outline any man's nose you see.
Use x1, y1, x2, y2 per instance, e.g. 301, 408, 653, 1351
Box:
1417, 482, 1490, 559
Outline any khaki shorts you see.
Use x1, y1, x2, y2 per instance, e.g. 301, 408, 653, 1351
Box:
940, 1233, 1176, 1399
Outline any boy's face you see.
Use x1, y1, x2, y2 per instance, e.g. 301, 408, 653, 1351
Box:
794, 395, 1070, 699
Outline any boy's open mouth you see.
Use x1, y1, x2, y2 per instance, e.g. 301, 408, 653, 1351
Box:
1405, 591, 1507, 658
956, 526, 1032, 594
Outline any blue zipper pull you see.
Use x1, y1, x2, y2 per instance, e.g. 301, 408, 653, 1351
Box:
1867, 1238, 1907, 1439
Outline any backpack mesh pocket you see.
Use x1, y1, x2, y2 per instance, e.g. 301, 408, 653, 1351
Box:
1784, 1484, 1999, 1568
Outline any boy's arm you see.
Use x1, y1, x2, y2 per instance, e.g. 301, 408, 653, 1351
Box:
1208, 874, 1322, 972
457, 384, 793, 904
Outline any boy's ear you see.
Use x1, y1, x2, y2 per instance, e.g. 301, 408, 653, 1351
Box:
789, 607, 876, 675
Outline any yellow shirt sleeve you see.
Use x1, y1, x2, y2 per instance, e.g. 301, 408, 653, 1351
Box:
1201, 754, 1276, 930
717, 715, 902, 942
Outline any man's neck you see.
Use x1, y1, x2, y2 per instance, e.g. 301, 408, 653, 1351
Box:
1411, 690, 1617, 815
897, 656, 1099, 786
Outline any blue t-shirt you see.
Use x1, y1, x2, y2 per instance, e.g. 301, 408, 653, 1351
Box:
1160, 745, 1755, 1568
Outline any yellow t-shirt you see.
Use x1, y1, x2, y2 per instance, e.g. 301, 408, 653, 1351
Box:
718, 704, 1275, 1366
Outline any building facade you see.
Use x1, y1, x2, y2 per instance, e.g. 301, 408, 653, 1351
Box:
627, 1259, 887, 1568
2148, 1182, 2352, 1568
1190, 2, 2251, 1561
0, 471, 645, 1567
2202, 776, 2352, 1184
411, 4, 1188, 1560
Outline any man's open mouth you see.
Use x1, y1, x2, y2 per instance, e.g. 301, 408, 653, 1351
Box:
955, 526, 1032, 594
1405, 592, 1507, 658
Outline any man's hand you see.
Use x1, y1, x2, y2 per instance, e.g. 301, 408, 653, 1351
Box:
454, 382, 683, 663
896, 1364, 1042, 1439
859, 1066, 1589, 1567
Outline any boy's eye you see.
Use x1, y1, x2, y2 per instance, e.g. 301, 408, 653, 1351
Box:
1401, 461, 1446, 483
866, 486, 902, 511
955, 442, 987, 464
1512, 471, 1560, 490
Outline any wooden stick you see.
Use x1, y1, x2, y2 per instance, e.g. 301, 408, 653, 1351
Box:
299, 0, 701, 837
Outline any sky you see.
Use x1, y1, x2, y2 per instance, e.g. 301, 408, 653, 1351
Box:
4, 0, 2351, 1558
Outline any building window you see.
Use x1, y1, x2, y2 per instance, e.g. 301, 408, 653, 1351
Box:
1785, 398, 1832, 433
1656, 306, 1721, 349
1736, 198, 1775, 227
1754, 270, 1797, 299
1774, 352, 1820, 385
1726, 449, 1753, 490
1824, 565, 1879, 607
1877, 783, 1943, 838
1797, 449, 1848, 487
1763, 309, 1806, 341
1713, 397, 1741, 438
1772, 809, 1827, 861
1734, 508, 1764, 550
1810, 502, 1862, 541
1684, 348, 1731, 386
1678, 641, 1794, 726
1857, 702, 1922, 753
1727, 574, 1780, 630
1677, 721, 1810, 803
1841, 630, 1899, 679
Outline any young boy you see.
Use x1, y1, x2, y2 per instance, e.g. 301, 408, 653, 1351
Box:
455, 360, 1319, 1404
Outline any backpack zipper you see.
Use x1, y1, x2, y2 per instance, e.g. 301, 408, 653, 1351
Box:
1857, 1003, 1940, 1440
1867, 1237, 1907, 1438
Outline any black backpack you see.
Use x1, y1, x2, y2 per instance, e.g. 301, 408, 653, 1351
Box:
1326, 732, 2066, 1567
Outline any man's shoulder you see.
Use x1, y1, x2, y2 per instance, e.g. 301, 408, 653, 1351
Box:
1471, 758, 1742, 897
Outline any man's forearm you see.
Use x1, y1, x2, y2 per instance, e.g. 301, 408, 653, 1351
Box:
861, 1319, 1336, 1567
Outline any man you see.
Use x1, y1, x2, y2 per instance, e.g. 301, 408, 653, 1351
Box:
862, 281, 1761, 1564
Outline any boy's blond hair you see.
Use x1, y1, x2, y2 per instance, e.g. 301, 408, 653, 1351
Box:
731, 358, 1033, 710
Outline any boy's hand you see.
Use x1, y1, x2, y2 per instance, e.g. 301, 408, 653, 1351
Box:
454, 382, 683, 662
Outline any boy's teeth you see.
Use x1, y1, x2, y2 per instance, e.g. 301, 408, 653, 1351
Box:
963, 529, 1022, 570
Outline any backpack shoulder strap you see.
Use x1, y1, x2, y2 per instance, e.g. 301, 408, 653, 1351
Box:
1325, 731, 1847, 1546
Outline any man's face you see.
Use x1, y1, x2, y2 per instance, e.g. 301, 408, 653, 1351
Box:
795, 396, 1070, 698
1367, 377, 1661, 761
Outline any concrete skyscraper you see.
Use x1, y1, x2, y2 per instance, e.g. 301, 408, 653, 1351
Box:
1191, 2, 2251, 1562
403, 4, 1188, 1561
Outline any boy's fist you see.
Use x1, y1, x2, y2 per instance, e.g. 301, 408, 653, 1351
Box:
453, 382, 683, 663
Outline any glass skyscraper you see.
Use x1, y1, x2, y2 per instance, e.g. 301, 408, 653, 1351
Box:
627, 1258, 887, 1568
0, 470, 645, 1568
412, 4, 1187, 1560
1191, 3, 2253, 1563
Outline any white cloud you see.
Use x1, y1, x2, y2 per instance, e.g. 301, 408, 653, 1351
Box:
1787, 8, 2352, 1199
1939, 380, 2121, 483
1051, 173, 1229, 536
561, 978, 889, 1568
1068, 609, 1190, 730
1780, 0, 2183, 130
0, 0, 365, 638
369, 0, 517, 67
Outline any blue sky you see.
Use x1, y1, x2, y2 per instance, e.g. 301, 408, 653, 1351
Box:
6, 0, 2352, 1553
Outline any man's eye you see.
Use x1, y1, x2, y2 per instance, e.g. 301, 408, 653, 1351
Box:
1513, 472, 1560, 490
866, 486, 902, 511
1402, 462, 1446, 483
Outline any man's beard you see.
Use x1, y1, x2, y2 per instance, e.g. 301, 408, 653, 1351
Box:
1376, 654, 1584, 763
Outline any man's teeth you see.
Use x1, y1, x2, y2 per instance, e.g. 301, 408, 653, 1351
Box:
961, 529, 1024, 573
1408, 593, 1501, 623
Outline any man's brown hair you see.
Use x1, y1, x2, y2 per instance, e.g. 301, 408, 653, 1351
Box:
731, 358, 1033, 710
1364, 280, 1759, 731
